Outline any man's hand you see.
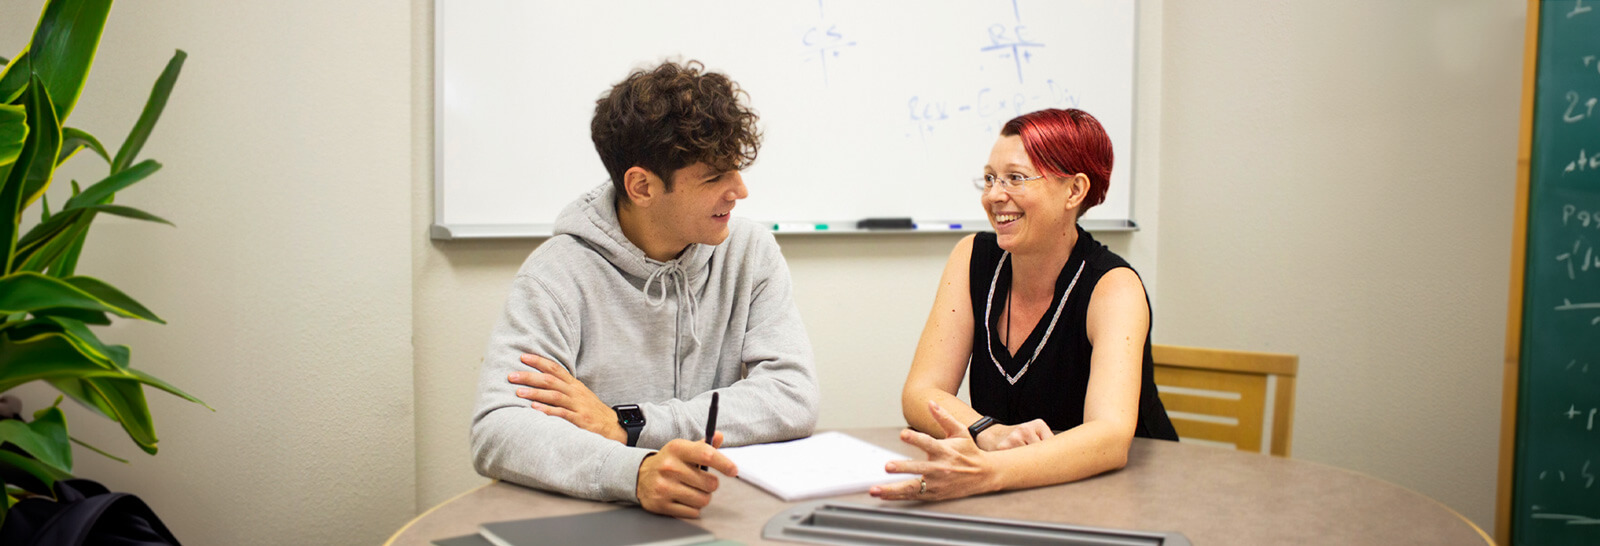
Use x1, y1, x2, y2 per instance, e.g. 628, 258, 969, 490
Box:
974, 419, 1054, 451
637, 432, 738, 518
509, 354, 626, 443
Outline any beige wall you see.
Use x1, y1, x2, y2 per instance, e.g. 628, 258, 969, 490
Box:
1156, 0, 1523, 530
2, 0, 1520, 543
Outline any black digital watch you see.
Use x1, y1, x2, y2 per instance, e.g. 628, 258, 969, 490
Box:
967, 415, 998, 439
612, 404, 646, 447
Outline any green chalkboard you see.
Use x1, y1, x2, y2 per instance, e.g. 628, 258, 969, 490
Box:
1514, 1, 1600, 544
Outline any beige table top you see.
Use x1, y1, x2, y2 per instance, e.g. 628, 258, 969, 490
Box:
388, 428, 1493, 545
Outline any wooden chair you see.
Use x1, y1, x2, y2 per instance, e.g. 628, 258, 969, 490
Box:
1150, 344, 1299, 457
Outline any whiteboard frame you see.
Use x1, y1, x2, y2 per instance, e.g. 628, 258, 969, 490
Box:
430, 0, 1143, 240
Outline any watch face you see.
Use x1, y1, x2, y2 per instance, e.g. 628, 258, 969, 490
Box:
616, 405, 645, 426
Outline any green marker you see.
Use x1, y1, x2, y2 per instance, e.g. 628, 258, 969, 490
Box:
773, 223, 830, 232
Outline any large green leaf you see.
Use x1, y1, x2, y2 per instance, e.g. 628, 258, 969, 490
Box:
44, 316, 209, 409
15, 215, 86, 274
0, 334, 187, 456
0, 331, 118, 392
2, 322, 205, 407
12, 205, 82, 264
127, 368, 209, 410
31, 316, 120, 368
85, 203, 172, 226
0, 403, 72, 474
61, 159, 158, 211
57, 126, 108, 165
0, 421, 58, 467
31, 306, 110, 325
111, 50, 185, 173
49, 377, 113, 419
20, 74, 61, 210
0, 272, 162, 322
0, 316, 64, 340
47, 158, 165, 278
62, 276, 164, 323
0, 51, 26, 105
50, 206, 87, 276
31, 402, 72, 471
87, 377, 157, 454
1, 97, 39, 275
0, 104, 25, 167
26, 0, 113, 122
71, 435, 127, 464
12, 204, 169, 275
0, 449, 69, 496
51, 178, 90, 276
2, 79, 61, 272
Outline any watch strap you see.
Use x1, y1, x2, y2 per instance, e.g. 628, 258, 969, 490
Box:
624, 424, 642, 447
967, 415, 997, 439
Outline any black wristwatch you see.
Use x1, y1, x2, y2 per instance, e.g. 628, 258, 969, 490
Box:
612, 404, 646, 447
967, 415, 998, 439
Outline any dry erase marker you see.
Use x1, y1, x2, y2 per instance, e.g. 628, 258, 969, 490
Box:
773, 223, 829, 232
915, 222, 962, 230
857, 217, 914, 229
701, 392, 719, 470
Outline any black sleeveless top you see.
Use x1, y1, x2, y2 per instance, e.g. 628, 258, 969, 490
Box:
968, 227, 1179, 440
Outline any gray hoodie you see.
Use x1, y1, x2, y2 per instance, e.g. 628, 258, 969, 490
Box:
470, 183, 820, 503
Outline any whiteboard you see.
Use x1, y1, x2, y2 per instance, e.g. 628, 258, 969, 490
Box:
434, 0, 1138, 238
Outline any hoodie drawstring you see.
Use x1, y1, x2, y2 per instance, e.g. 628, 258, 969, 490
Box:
643, 260, 700, 346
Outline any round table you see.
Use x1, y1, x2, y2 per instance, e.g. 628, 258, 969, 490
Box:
387, 428, 1493, 545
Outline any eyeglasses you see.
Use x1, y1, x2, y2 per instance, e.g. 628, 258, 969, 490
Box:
973, 172, 1045, 192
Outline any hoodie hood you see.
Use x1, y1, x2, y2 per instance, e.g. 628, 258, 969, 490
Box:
553, 182, 715, 344
552, 183, 716, 280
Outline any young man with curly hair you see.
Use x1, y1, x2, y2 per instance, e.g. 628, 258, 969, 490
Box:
470, 60, 819, 518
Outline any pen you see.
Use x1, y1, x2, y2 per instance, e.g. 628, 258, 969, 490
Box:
701, 392, 719, 470
915, 222, 963, 230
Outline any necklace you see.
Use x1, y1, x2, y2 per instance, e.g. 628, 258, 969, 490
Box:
984, 251, 1085, 385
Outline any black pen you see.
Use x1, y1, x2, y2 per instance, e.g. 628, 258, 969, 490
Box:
701, 392, 719, 471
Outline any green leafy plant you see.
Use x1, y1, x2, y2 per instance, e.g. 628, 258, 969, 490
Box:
0, 0, 208, 524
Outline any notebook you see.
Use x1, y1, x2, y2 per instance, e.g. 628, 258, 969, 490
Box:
719, 431, 919, 501
477, 508, 714, 546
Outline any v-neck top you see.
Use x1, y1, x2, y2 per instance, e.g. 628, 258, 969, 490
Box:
967, 227, 1178, 440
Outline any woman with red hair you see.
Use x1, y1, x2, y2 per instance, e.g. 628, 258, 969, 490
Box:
873, 108, 1178, 502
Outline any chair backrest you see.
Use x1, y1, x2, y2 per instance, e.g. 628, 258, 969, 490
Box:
1150, 344, 1299, 457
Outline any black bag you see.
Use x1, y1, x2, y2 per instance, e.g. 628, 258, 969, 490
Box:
1, 478, 180, 545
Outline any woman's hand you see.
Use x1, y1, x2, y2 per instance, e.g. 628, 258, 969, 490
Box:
870, 401, 1004, 501
975, 419, 1054, 451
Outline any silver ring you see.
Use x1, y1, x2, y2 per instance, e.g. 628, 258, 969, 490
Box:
918, 477, 927, 496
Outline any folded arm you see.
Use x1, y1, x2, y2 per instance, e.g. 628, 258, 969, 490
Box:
470, 274, 650, 502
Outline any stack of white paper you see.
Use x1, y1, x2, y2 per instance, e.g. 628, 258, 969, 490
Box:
719, 431, 919, 501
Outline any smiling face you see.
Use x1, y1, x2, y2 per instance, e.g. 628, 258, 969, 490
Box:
982, 135, 1085, 253
650, 162, 749, 251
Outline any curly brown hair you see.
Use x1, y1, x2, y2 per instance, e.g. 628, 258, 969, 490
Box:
591, 60, 761, 203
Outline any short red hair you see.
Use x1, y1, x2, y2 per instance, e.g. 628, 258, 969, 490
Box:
1000, 108, 1113, 217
